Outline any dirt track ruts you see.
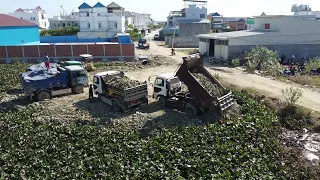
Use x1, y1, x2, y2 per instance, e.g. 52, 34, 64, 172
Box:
136, 30, 320, 112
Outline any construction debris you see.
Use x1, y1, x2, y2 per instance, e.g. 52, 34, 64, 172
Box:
106, 76, 143, 89
192, 73, 224, 97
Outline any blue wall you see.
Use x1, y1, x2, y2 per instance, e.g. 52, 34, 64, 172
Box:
0, 26, 40, 46
40, 35, 133, 44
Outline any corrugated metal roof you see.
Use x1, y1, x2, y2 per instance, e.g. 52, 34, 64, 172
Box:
124, 11, 133, 17
197, 30, 267, 40
0, 14, 38, 27
35, 6, 42, 10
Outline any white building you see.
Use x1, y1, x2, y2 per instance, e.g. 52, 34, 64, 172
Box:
130, 12, 152, 30
8, 6, 49, 29
49, 12, 80, 29
77, 2, 153, 38
198, 15, 320, 60
166, 0, 207, 27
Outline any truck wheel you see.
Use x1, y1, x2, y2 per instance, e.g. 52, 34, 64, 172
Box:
158, 96, 166, 107
112, 101, 121, 112
37, 91, 50, 101
73, 85, 83, 94
185, 103, 197, 118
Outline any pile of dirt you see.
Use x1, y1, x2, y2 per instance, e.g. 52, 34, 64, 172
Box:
192, 73, 224, 97
106, 76, 144, 89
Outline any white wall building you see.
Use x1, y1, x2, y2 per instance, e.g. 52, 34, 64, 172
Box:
77, 2, 153, 38
8, 6, 49, 29
166, 0, 207, 27
49, 12, 80, 29
198, 15, 320, 60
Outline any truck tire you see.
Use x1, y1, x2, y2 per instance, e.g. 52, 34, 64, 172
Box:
185, 103, 197, 118
158, 96, 166, 107
73, 85, 83, 94
112, 100, 121, 112
37, 91, 51, 101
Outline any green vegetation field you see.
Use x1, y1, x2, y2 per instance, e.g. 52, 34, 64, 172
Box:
0, 62, 319, 179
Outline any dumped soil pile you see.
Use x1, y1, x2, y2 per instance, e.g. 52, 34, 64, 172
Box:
106, 76, 144, 89
191, 73, 241, 122
192, 73, 224, 97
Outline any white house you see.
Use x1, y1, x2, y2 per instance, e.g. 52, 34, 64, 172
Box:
8, 6, 49, 29
49, 12, 80, 29
77, 2, 153, 38
198, 15, 320, 60
166, 0, 207, 27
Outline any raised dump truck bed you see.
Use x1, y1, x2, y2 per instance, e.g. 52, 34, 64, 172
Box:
152, 54, 234, 117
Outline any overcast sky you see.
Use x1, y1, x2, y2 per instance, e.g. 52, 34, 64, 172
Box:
1, 0, 320, 21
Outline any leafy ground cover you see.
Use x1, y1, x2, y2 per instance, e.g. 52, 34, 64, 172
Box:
1, 92, 319, 179
0, 61, 29, 93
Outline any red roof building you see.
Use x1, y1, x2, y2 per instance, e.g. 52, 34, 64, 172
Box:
35, 6, 42, 10
14, 8, 24, 12
0, 14, 38, 27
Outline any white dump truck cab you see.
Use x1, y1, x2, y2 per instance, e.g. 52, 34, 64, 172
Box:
93, 71, 124, 96
153, 73, 182, 99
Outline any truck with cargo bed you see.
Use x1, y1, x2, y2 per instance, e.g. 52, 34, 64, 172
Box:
93, 71, 148, 112
21, 66, 88, 101
152, 54, 234, 117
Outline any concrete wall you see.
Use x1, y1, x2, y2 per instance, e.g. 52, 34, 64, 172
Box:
228, 44, 320, 60
40, 36, 115, 43
165, 22, 210, 48
179, 23, 210, 37
0, 43, 135, 63
165, 36, 199, 48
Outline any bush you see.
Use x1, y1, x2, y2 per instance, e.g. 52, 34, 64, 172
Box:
306, 57, 320, 72
281, 87, 303, 106
0, 60, 29, 92
244, 46, 280, 74
231, 58, 240, 67
40, 27, 80, 36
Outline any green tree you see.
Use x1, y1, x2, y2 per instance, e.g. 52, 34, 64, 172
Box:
40, 27, 80, 36
127, 24, 140, 41
244, 46, 280, 75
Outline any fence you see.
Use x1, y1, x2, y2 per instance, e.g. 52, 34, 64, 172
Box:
0, 43, 135, 63
40, 35, 133, 44
40, 36, 115, 43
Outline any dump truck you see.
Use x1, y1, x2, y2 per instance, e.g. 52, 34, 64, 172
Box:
152, 55, 234, 117
21, 66, 88, 101
93, 71, 148, 112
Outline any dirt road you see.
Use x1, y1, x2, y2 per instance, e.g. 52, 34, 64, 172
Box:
135, 31, 320, 112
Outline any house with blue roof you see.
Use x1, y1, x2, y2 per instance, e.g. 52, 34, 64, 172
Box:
77, 2, 152, 39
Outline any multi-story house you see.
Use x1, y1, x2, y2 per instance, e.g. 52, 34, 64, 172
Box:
49, 11, 80, 29
207, 12, 223, 32
223, 17, 246, 31
77, 2, 152, 38
166, 0, 207, 28
8, 6, 49, 29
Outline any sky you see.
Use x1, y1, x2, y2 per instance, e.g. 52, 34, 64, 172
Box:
1, 0, 320, 21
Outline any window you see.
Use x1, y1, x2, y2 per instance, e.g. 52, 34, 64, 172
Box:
44, 22, 46, 27
154, 78, 164, 86
75, 23, 78, 26
87, 13, 89, 17
20, 17, 23, 19
115, 22, 117, 28
87, 23, 90, 28
99, 23, 102, 29
63, 23, 65, 27
41, 13, 44, 19
108, 9, 113, 13
200, 14, 206, 18
94, 77, 99, 84
97, 13, 100, 16
264, 23, 270, 29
